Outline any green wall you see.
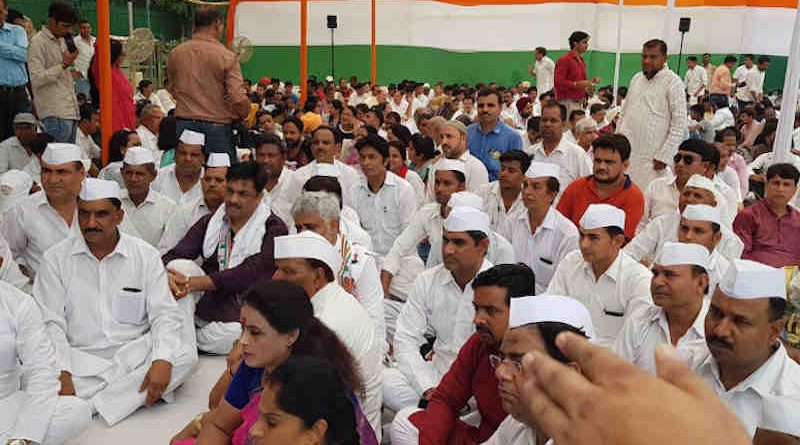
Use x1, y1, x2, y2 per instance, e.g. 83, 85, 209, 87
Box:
242, 45, 788, 91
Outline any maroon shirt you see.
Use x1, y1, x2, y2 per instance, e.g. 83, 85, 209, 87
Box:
733, 200, 800, 268
162, 212, 288, 322
410, 334, 506, 445
554, 51, 588, 101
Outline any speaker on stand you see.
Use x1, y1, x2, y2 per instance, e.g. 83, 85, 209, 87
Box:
327, 15, 338, 80
677, 17, 691, 77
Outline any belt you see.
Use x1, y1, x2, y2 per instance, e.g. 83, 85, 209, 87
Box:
176, 117, 231, 128
0, 85, 25, 93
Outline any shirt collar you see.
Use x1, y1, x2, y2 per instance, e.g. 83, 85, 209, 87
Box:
70, 231, 131, 259
653, 298, 709, 340
42, 26, 58, 42
438, 258, 493, 286
310, 281, 340, 314
704, 343, 790, 397
582, 250, 624, 283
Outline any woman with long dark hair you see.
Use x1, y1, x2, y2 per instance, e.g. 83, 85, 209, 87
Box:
89, 38, 136, 132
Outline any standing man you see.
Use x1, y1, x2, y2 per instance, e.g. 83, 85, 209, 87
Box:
745, 56, 770, 105
733, 55, 755, 111
528, 47, 555, 95
702, 53, 716, 92
684, 56, 708, 106
167, 6, 250, 163
466, 88, 523, 181
617, 39, 687, 189
709, 55, 737, 107
28, 2, 80, 143
0, 0, 31, 141
554, 31, 597, 116
530, 102, 592, 188
72, 19, 94, 99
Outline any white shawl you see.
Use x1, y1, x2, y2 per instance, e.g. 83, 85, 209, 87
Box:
202, 202, 271, 269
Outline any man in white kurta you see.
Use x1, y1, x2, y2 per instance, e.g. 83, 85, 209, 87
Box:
617, 41, 687, 189
476, 150, 528, 232
529, 103, 592, 190
613, 242, 711, 374
684, 56, 708, 106
425, 122, 489, 199
120, 147, 177, 247
33, 179, 197, 426
547, 204, 653, 346
151, 130, 204, 206
0, 281, 91, 445
254, 134, 295, 227
503, 162, 579, 294
272, 231, 383, 439
386, 206, 493, 411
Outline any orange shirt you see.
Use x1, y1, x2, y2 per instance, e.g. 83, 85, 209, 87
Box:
556, 175, 644, 241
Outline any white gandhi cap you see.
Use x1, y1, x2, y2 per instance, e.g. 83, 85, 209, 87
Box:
657, 242, 710, 269
681, 204, 721, 225
42, 143, 83, 165
579, 203, 625, 231
179, 129, 206, 146
123, 146, 155, 166
79, 178, 121, 201
448, 191, 484, 211
274, 231, 341, 277
509, 295, 595, 339
719, 259, 786, 300
685, 174, 716, 194
435, 159, 466, 174
206, 153, 231, 168
444, 206, 490, 236
525, 161, 560, 180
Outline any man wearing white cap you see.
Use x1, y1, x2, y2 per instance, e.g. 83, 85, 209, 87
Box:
476, 150, 529, 231
254, 133, 295, 227
614, 242, 710, 374
158, 153, 229, 252
152, 129, 204, 205
120, 147, 177, 247
447, 191, 515, 266
547, 203, 652, 346
485, 294, 594, 445
0, 113, 38, 173
425, 121, 489, 199
503, 161, 579, 294
272, 231, 383, 438
291, 191, 386, 352
529, 102, 592, 189
386, 206, 493, 412
33, 178, 198, 426
162, 162, 288, 354
688, 259, 800, 441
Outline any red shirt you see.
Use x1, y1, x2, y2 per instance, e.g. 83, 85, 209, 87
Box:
554, 51, 588, 101
410, 334, 506, 445
733, 200, 800, 268
556, 175, 644, 241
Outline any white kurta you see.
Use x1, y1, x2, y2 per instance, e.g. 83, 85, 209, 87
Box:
75, 128, 100, 161
530, 137, 593, 190
349, 171, 417, 257
535, 56, 556, 93
477, 181, 525, 232
136, 125, 159, 157
403, 169, 426, 207
425, 152, 490, 201
502, 207, 579, 295
684, 66, 708, 105
120, 189, 177, 248
287, 159, 361, 209
483, 416, 542, 445
151, 165, 203, 206
733, 65, 756, 103
158, 197, 212, 253
0, 137, 33, 173
0, 281, 91, 444
617, 68, 687, 189
262, 167, 295, 227
0, 232, 31, 292
547, 250, 653, 347
98, 161, 124, 188
33, 233, 198, 426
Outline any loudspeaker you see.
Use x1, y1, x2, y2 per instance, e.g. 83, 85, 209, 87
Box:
679, 17, 691, 33
327, 15, 338, 29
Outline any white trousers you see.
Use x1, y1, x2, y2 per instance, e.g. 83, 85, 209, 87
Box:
166, 259, 243, 355
627, 158, 670, 192
0, 392, 91, 444
390, 406, 422, 445
382, 367, 423, 413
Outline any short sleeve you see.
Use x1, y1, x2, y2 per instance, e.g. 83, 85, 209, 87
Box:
224, 363, 265, 410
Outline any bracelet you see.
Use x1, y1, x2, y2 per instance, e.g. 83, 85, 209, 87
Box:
192, 413, 205, 433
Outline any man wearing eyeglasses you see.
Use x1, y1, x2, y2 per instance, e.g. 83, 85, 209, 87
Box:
391, 264, 536, 445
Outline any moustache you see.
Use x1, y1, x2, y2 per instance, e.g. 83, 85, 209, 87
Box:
708, 336, 733, 350
83, 227, 102, 233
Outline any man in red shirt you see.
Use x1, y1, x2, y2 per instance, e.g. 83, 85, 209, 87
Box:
390, 263, 536, 445
554, 31, 598, 116
557, 134, 644, 241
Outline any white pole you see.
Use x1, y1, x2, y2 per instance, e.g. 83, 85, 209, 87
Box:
612, 0, 624, 99
774, 1, 800, 162
128, 1, 134, 34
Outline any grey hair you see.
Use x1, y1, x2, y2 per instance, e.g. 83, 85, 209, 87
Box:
575, 116, 598, 133
141, 103, 162, 118
292, 191, 341, 222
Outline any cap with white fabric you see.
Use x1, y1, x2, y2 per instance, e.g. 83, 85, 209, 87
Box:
435, 159, 466, 174
525, 161, 560, 180
314, 163, 339, 178
579, 203, 625, 231
685, 174, 716, 194
509, 295, 595, 339
13, 113, 39, 126
123, 146, 155, 166
657, 242, 710, 269
274, 231, 341, 277
79, 178, 121, 201
179, 129, 206, 146
444, 206, 490, 236
718, 259, 786, 300
206, 152, 231, 168
681, 204, 721, 225
447, 191, 484, 211
42, 143, 83, 165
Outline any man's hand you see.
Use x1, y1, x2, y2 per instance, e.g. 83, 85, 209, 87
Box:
575, 80, 593, 90
380, 270, 393, 298
59, 370, 76, 396
62, 51, 78, 67
167, 269, 189, 299
422, 388, 436, 401
653, 159, 668, 171
517, 332, 750, 445
140, 360, 173, 406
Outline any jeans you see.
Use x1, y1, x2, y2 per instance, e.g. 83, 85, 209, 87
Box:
176, 118, 235, 164
41, 117, 78, 143
0, 86, 31, 141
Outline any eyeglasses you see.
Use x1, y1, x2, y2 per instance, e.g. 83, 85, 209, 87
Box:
673, 153, 698, 165
489, 354, 523, 373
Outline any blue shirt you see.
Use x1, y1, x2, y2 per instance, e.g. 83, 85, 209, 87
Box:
0, 23, 29, 87
225, 363, 264, 410
466, 121, 523, 181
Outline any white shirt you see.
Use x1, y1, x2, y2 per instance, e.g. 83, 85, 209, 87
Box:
390, 99, 409, 117
73, 35, 95, 78
425, 152, 490, 200
733, 65, 756, 102
503, 207, 579, 294
262, 167, 295, 227
792, 127, 800, 150
349, 171, 416, 256
713, 175, 741, 226
710, 107, 736, 132
402, 169, 426, 207
547, 250, 653, 347
151, 164, 203, 206
394, 260, 492, 393
158, 196, 212, 253
155, 89, 176, 113
288, 160, 361, 208
134, 92, 166, 114
75, 128, 100, 161
477, 181, 525, 232
617, 68, 687, 165
745, 69, 766, 101
136, 125, 159, 157
639, 175, 680, 232
98, 161, 124, 188
613, 299, 709, 374
33, 233, 183, 373
348, 93, 372, 107
535, 56, 556, 94
530, 137, 593, 189
451, 109, 477, 122
0, 137, 33, 173
484, 416, 544, 445
0, 282, 63, 443
21, 158, 41, 185
120, 189, 177, 247
684, 66, 708, 97
718, 166, 742, 202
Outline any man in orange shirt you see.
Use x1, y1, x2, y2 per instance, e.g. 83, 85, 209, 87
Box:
709, 55, 737, 108
556, 134, 644, 241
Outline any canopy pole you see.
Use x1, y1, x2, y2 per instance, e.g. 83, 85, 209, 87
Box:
774, 1, 800, 162
612, 0, 623, 100
300, 0, 308, 105
226, 0, 240, 47
98, 0, 113, 165
371, 0, 376, 85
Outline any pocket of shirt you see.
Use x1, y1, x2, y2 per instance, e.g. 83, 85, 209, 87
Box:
112, 289, 147, 325
0, 332, 18, 374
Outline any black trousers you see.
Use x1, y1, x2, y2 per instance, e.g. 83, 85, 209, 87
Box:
0, 86, 31, 141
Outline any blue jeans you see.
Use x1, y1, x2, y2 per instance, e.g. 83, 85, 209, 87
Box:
41, 117, 78, 143
176, 118, 235, 164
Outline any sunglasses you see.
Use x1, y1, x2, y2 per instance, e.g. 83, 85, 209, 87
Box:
674, 153, 699, 165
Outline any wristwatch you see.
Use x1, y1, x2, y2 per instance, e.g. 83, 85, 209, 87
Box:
6, 439, 33, 445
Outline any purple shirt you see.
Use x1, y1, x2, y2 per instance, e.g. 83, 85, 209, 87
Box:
162, 212, 287, 322
733, 200, 800, 268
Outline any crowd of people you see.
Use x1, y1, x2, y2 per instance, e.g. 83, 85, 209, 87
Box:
0, 1, 799, 444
